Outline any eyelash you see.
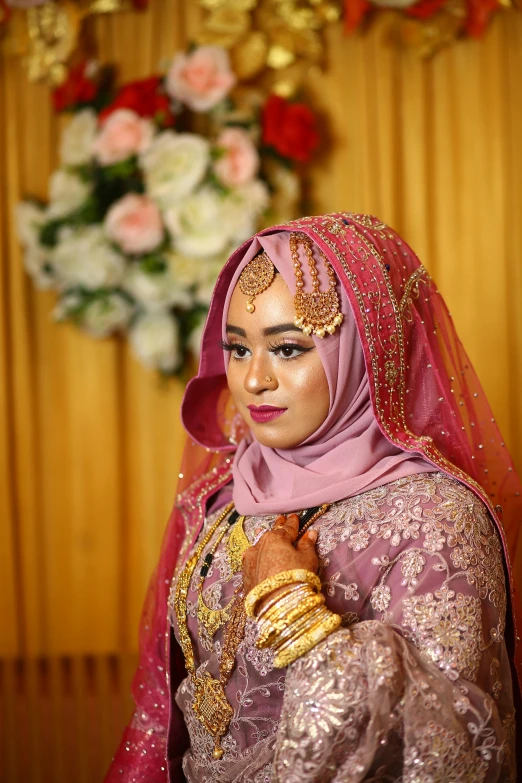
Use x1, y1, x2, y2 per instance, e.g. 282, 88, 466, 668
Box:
220, 339, 312, 361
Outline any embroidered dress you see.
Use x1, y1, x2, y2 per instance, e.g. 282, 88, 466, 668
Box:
170, 473, 515, 782
104, 214, 522, 783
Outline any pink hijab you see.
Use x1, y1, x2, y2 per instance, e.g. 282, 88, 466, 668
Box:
221, 232, 434, 516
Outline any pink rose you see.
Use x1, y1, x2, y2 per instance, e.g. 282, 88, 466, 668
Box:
165, 46, 236, 112
214, 127, 259, 187
93, 109, 154, 165
105, 194, 163, 255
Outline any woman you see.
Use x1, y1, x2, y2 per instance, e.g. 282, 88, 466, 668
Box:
105, 213, 522, 782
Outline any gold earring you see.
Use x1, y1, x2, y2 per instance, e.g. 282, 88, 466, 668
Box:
264, 376, 273, 382
238, 251, 275, 313
290, 232, 343, 338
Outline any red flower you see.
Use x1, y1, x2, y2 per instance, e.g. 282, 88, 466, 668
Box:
343, 0, 371, 31
53, 62, 98, 112
100, 76, 175, 128
0, 0, 11, 27
262, 95, 319, 164
406, 0, 446, 19
465, 0, 500, 37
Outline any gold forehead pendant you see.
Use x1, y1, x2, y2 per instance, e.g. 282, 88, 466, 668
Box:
290, 232, 343, 338
237, 236, 343, 338
238, 251, 275, 313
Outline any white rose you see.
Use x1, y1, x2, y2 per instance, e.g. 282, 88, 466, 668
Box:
52, 225, 125, 290
59, 109, 98, 166
166, 251, 201, 288
187, 316, 206, 360
220, 179, 269, 244
130, 311, 180, 373
81, 293, 133, 338
194, 255, 227, 305
141, 132, 209, 208
53, 290, 83, 321
123, 263, 193, 311
16, 201, 46, 248
166, 250, 225, 305
48, 170, 91, 218
23, 245, 54, 289
164, 187, 231, 258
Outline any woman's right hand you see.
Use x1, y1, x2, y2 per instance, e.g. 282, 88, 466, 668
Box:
241, 513, 319, 596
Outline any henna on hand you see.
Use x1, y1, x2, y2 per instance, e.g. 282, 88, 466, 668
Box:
242, 513, 319, 598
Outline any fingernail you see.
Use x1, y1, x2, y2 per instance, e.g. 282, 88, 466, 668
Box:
308, 530, 318, 542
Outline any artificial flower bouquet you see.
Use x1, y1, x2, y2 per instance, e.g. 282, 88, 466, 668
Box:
17, 46, 319, 374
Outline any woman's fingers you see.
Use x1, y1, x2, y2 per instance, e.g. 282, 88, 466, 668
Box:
295, 529, 319, 571
271, 513, 299, 543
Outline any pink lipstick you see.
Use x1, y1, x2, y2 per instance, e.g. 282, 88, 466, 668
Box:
247, 405, 287, 423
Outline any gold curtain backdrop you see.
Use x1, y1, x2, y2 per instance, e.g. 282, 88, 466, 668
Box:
2, 0, 522, 659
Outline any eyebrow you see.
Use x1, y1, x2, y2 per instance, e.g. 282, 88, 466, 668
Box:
225, 323, 303, 337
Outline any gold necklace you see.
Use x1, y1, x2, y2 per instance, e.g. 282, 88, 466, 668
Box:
175, 503, 247, 760
196, 511, 248, 637
174, 501, 331, 759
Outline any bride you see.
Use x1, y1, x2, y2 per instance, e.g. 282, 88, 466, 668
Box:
105, 213, 521, 782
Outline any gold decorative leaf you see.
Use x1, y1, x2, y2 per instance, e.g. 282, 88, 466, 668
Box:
231, 30, 269, 79
26, 0, 82, 84
267, 43, 295, 69
198, 8, 251, 48
200, 0, 257, 9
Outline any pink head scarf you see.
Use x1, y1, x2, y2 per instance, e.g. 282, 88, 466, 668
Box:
221, 232, 434, 515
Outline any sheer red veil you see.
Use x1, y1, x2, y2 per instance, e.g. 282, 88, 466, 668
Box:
105, 213, 522, 782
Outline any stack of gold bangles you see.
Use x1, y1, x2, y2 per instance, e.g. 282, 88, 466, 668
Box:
245, 569, 341, 668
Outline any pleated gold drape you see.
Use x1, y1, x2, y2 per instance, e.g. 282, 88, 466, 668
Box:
2, 1, 522, 658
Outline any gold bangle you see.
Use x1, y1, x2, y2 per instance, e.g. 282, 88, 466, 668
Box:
255, 583, 305, 619
272, 605, 330, 654
259, 584, 312, 624
256, 587, 311, 643
257, 593, 325, 647
259, 605, 326, 651
274, 611, 342, 668
245, 570, 321, 618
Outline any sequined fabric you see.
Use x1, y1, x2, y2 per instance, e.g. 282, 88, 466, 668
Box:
169, 472, 515, 782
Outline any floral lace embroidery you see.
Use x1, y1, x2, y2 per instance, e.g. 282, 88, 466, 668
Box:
171, 472, 513, 781
401, 586, 482, 681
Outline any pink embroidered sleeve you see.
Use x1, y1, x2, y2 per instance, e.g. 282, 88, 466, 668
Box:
272, 473, 516, 782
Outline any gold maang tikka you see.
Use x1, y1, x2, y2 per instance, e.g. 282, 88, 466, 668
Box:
290, 232, 343, 338
237, 238, 343, 339
238, 251, 275, 313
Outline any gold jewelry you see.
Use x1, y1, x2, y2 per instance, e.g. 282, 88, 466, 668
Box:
238, 251, 275, 313
296, 503, 331, 542
274, 609, 342, 668
264, 375, 273, 382
245, 569, 322, 618
259, 583, 310, 624
174, 503, 238, 758
290, 232, 343, 338
256, 584, 311, 642
196, 511, 244, 637
252, 582, 304, 618
257, 592, 325, 647
226, 514, 249, 575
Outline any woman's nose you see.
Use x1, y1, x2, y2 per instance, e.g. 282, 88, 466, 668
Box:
244, 357, 277, 393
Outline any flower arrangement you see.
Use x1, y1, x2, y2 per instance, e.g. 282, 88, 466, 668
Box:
17, 48, 319, 374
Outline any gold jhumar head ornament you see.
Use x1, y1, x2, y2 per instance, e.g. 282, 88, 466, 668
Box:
291, 232, 343, 338
237, 234, 343, 338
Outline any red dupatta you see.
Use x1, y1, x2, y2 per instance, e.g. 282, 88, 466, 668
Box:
105, 213, 522, 782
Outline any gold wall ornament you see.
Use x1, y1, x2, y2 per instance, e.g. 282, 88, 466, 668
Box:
3, 0, 130, 85
25, 0, 81, 84
198, 0, 341, 95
